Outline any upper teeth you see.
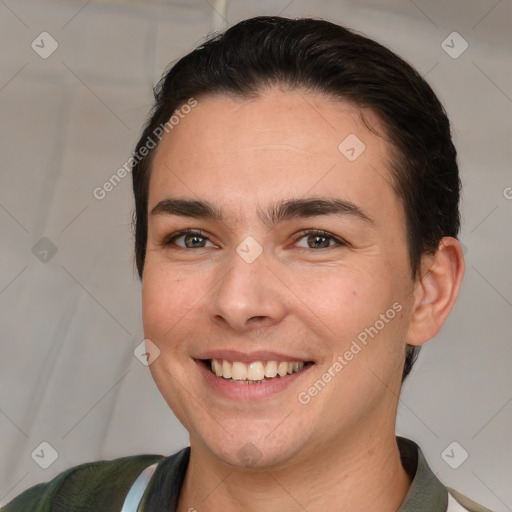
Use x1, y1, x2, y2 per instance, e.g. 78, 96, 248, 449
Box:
210, 359, 305, 381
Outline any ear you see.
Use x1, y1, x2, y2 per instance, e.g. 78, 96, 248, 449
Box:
406, 237, 465, 347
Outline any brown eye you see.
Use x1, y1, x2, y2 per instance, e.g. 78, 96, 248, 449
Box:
163, 229, 214, 249
295, 230, 345, 249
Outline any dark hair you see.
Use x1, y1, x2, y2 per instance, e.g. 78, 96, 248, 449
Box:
131, 16, 460, 382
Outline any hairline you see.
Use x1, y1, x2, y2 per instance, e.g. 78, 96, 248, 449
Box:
141, 85, 414, 272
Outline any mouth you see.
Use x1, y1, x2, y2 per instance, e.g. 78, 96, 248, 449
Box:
198, 358, 315, 384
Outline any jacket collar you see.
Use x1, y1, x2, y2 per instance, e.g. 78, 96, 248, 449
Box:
397, 436, 448, 511
143, 437, 448, 511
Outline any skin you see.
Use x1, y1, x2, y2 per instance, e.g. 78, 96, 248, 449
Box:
142, 86, 465, 512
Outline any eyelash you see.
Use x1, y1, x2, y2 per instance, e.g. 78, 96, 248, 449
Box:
161, 228, 346, 250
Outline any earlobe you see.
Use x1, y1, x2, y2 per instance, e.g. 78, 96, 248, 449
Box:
406, 237, 465, 347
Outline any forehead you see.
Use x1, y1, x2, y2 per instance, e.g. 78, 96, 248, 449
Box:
148, 88, 399, 224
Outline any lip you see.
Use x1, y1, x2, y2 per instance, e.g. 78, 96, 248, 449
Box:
194, 358, 315, 401
193, 349, 314, 364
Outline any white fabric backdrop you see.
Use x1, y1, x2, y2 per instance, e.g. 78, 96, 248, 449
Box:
0, 0, 511, 509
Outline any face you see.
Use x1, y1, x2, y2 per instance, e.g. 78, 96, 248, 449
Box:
142, 87, 417, 469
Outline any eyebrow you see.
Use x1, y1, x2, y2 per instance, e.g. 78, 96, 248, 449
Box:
151, 197, 375, 227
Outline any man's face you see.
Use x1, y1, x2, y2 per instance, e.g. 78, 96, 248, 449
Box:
142, 88, 416, 468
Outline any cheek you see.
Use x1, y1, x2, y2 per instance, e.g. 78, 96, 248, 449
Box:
307, 263, 408, 364
141, 262, 199, 338
301, 265, 382, 329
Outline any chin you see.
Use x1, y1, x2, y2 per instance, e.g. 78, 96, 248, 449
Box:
194, 421, 314, 471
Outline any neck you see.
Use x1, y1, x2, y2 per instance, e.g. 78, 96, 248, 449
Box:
177, 428, 412, 512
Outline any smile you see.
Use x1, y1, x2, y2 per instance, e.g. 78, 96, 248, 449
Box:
195, 356, 315, 400
208, 358, 309, 383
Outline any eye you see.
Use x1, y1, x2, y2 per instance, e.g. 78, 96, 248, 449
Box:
161, 228, 346, 250
162, 229, 215, 249
294, 229, 346, 249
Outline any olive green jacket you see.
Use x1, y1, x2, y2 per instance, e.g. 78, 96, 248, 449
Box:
1, 438, 495, 511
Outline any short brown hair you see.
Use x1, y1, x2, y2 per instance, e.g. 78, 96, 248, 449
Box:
131, 16, 461, 381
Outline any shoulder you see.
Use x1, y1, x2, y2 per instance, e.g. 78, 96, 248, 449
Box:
396, 437, 497, 512
447, 487, 497, 512
1, 453, 165, 512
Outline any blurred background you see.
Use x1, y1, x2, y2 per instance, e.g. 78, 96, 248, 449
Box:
0, 0, 511, 509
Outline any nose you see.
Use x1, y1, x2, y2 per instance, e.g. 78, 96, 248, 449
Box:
207, 247, 288, 333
